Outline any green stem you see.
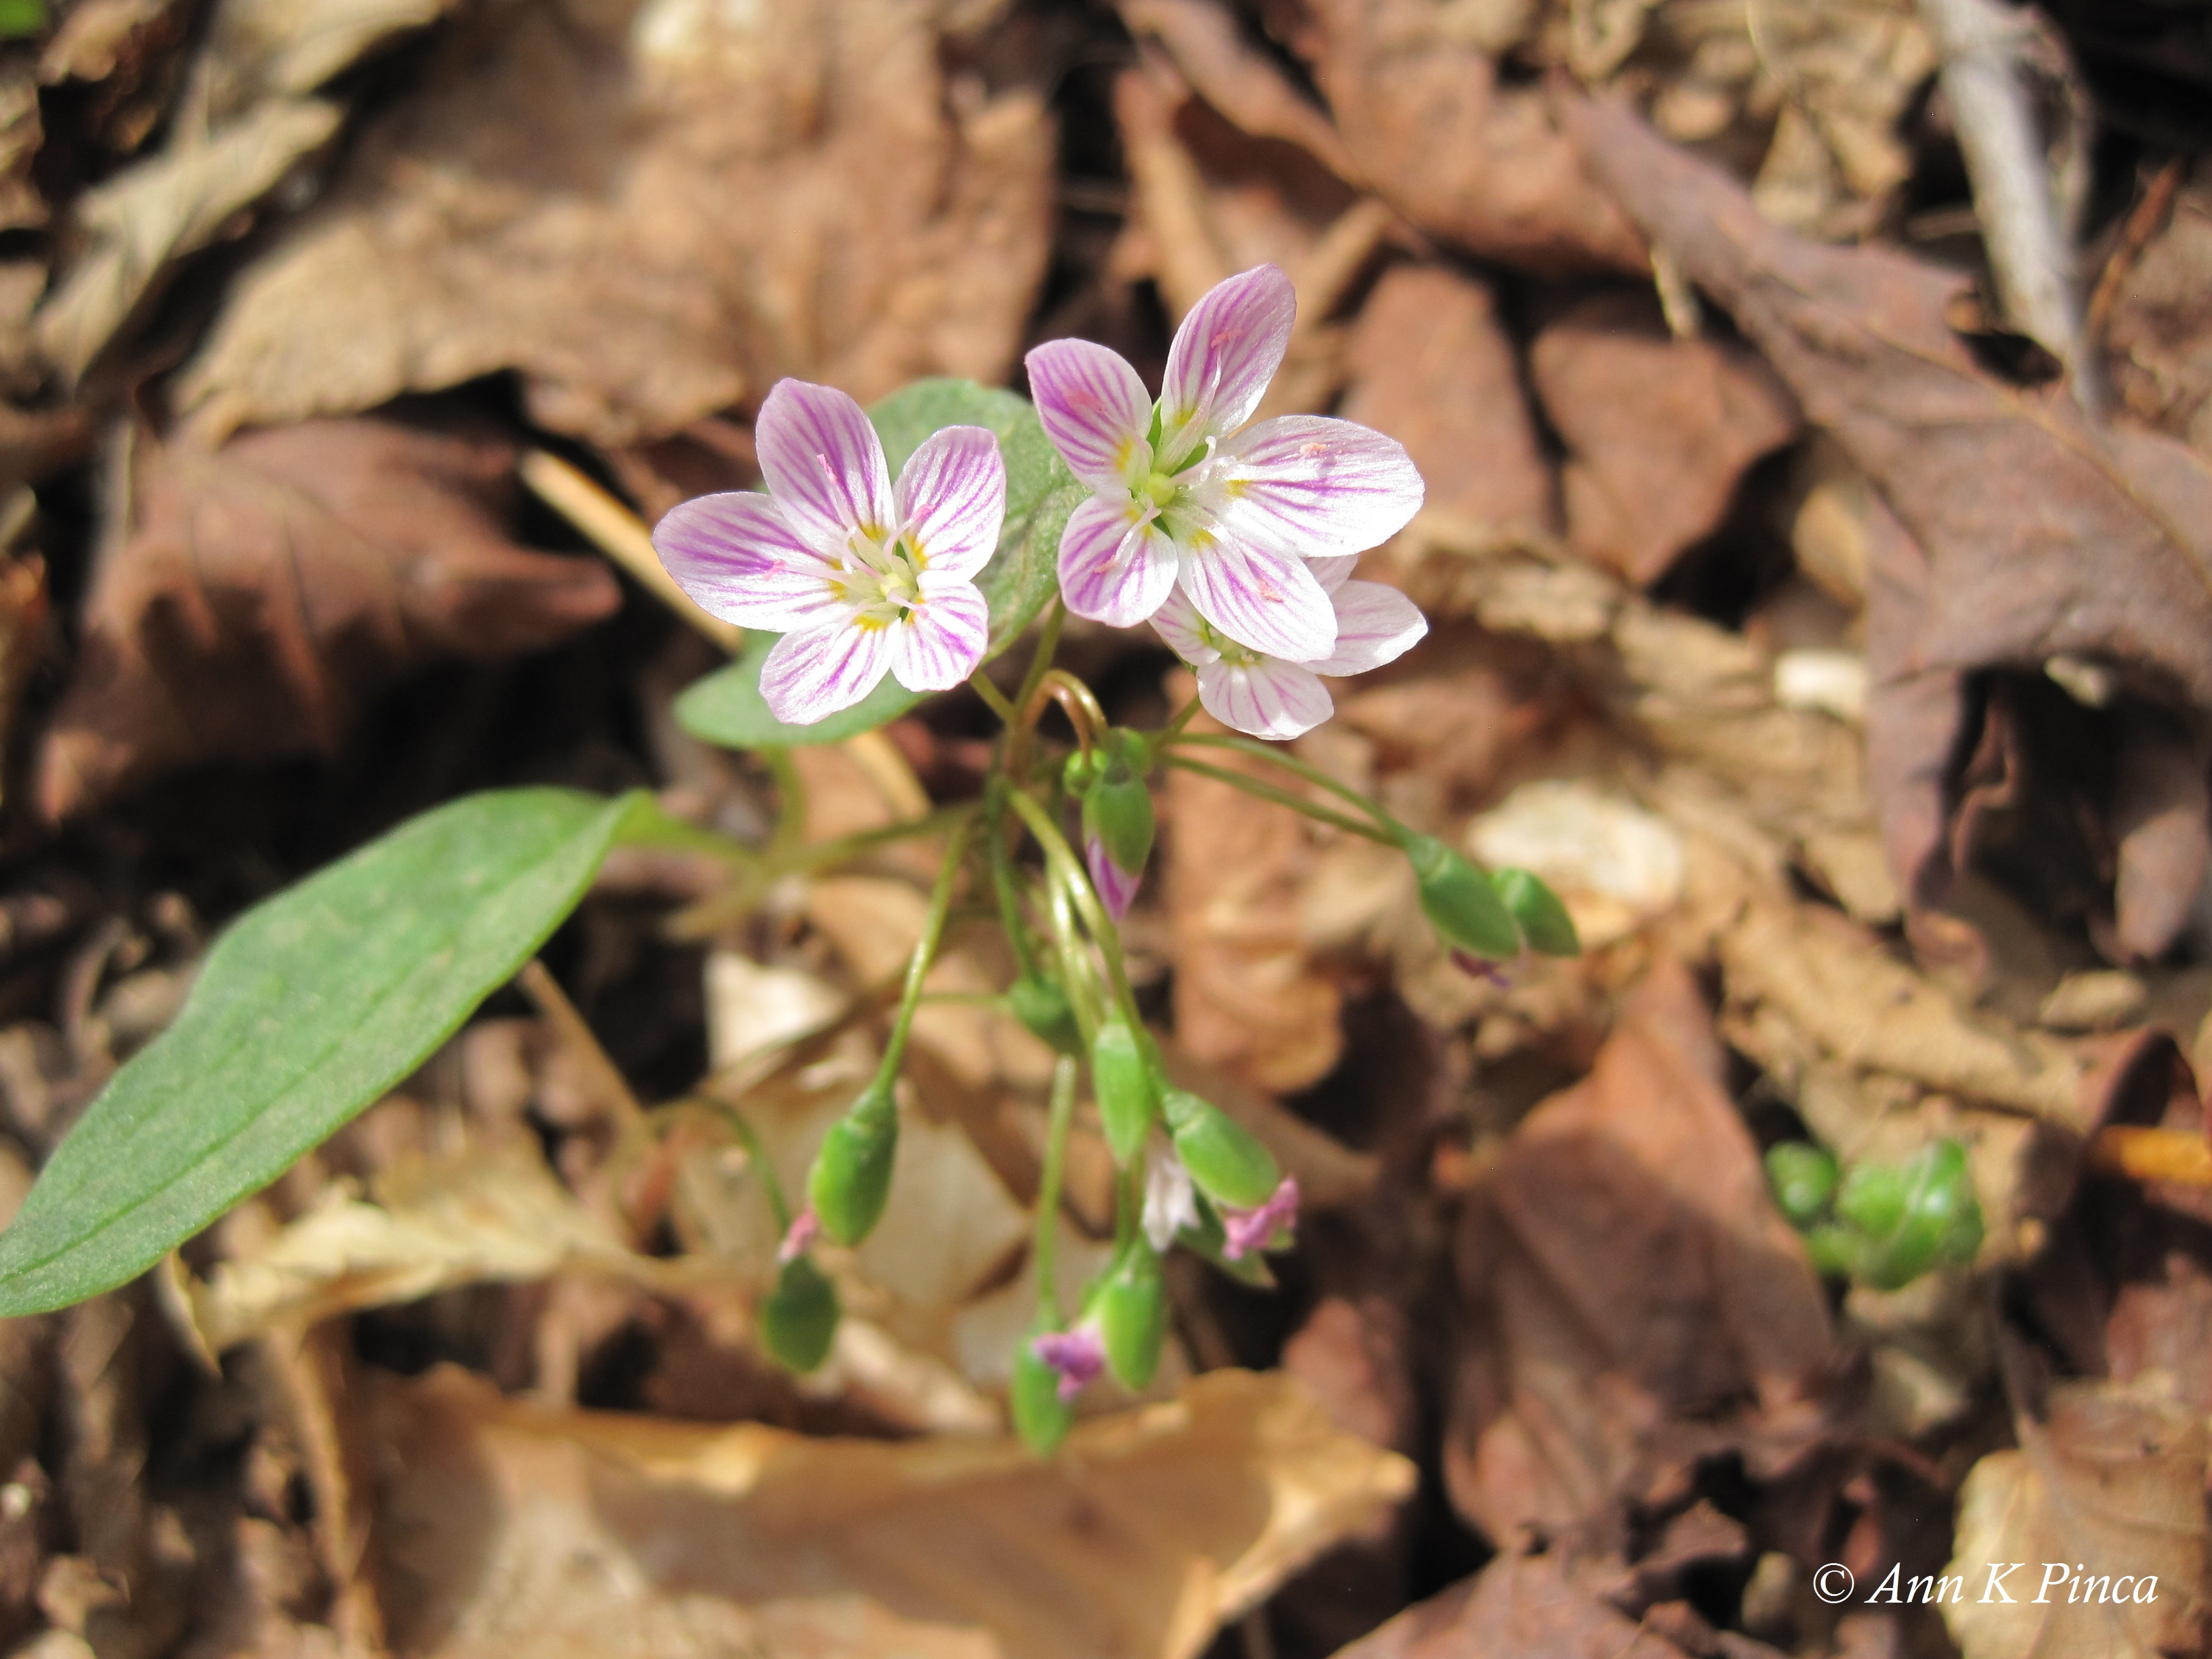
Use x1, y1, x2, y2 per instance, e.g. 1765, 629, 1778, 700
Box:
785, 802, 976, 877
1167, 732, 1404, 836
1004, 600, 1067, 782
1156, 695, 1202, 744
762, 747, 807, 862
1034, 1054, 1078, 1318
1160, 754, 1398, 843
970, 669, 1019, 725
876, 811, 979, 1083
707, 1101, 793, 1235
986, 780, 1043, 980
1005, 788, 1142, 1030
1044, 872, 1104, 1042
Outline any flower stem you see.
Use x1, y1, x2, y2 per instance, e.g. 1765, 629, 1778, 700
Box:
1167, 731, 1405, 836
1159, 754, 1398, 843
1156, 695, 1202, 744
706, 1100, 793, 1233
986, 780, 1043, 980
665, 802, 977, 940
1036, 669, 1109, 754
1034, 1054, 1078, 1319
1005, 787, 1142, 1030
876, 811, 979, 1080
970, 669, 1019, 725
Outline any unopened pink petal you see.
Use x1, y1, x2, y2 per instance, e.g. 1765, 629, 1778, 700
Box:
1221, 1175, 1299, 1261
1195, 657, 1332, 740
1157, 266, 1296, 466
1058, 494, 1179, 627
1025, 339, 1155, 493
1310, 580, 1429, 677
755, 379, 896, 555
759, 622, 894, 726
1031, 1329, 1105, 1401
1178, 535, 1336, 662
887, 579, 988, 692
652, 492, 848, 631
1205, 415, 1424, 561
1087, 833, 1142, 920
1148, 588, 1218, 666
896, 424, 1006, 581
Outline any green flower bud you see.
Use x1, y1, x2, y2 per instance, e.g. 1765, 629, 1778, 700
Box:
757, 1254, 839, 1373
1090, 1016, 1158, 1166
1008, 974, 1082, 1055
1082, 734, 1156, 878
1062, 749, 1098, 794
1490, 867, 1580, 957
1854, 1140, 1983, 1292
1096, 1245, 1168, 1390
1765, 1142, 1840, 1227
1162, 1088, 1280, 1209
1404, 834, 1523, 960
1802, 1222, 1858, 1279
1833, 1161, 1909, 1241
806, 1079, 898, 1246
1010, 1337, 1074, 1456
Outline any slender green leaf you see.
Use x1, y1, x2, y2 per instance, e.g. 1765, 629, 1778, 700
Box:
0, 788, 647, 1315
675, 378, 1079, 750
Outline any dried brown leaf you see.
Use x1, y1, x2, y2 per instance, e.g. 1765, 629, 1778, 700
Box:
36, 417, 618, 817
1290, 0, 1644, 272
2105, 170, 2212, 453
1329, 1550, 1691, 1659
1566, 99, 2212, 957
176, 0, 1053, 444
1529, 289, 1800, 585
375, 1364, 1415, 1659
1942, 1380, 2210, 1659
1118, 0, 1361, 183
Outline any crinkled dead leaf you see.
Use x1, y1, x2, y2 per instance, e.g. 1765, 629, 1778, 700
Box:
186, 1148, 689, 1352
1468, 780, 1686, 951
35, 417, 618, 817
1285, 0, 1644, 272
1331, 1549, 1690, 1659
1447, 962, 1833, 1543
1942, 1379, 2210, 1659
175, 0, 1053, 444
1528, 289, 1799, 585
1339, 264, 1554, 534
1567, 99, 2212, 959
0, 66, 47, 232
2105, 167, 2212, 453
375, 1364, 1415, 1659
1116, 0, 1361, 184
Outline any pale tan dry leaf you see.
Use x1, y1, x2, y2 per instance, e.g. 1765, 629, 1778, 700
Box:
1942, 1380, 2210, 1659
35, 98, 343, 383
1117, 0, 1362, 183
35, 417, 619, 818
1528, 288, 1800, 585
2105, 170, 2212, 454
702, 951, 848, 1073
1338, 264, 1555, 534
375, 1364, 1415, 1659
1332, 1549, 1691, 1659
188, 1148, 689, 1350
0, 67, 47, 233
39, 0, 177, 85
191, 0, 454, 118
176, 0, 1053, 444
1467, 780, 1686, 950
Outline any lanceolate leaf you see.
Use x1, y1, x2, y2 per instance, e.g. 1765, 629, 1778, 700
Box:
674, 378, 1081, 750
0, 787, 649, 1316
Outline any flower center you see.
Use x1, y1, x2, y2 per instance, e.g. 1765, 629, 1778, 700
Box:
839, 527, 927, 627
1193, 612, 1262, 668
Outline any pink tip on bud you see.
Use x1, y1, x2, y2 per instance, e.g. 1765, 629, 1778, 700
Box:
1031, 1327, 1107, 1402
1221, 1175, 1300, 1261
1087, 833, 1141, 920
777, 1208, 821, 1264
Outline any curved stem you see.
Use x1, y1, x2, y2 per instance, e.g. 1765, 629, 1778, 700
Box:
1167, 731, 1405, 836
970, 669, 1019, 725
706, 1100, 793, 1234
1004, 600, 1067, 780
986, 780, 1042, 980
1160, 754, 1397, 843
1037, 669, 1108, 754
1156, 695, 1202, 744
1044, 870, 1104, 1042
1034, 1054, 1078, 1318
877, 811, 979, 1079
1005, 788, 1142, 1030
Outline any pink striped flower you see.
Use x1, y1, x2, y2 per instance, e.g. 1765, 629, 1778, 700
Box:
1024, 264, 1423, 663
653, 379, 1007, 725
1150, 555, 1426, 740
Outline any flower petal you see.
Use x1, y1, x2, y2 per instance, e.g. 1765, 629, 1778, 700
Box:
1157, 265, 1296, 466
1177, 533, 1336, 662
1057, 493, 1179, 627
1204, 415, 1424, 560
1195, 655, 1333, 741
896, 424, 1007, 581
758, 621, 894, 726
1308, 553, 1359, 595
1087, 833, 1142, 920
1025, 339, 1154, 493
754, 379, 896, 554
652, 491, 848, 631
1310, 580, 1429, 677
888, 578, 988, 692
1148, 587, 1218, 666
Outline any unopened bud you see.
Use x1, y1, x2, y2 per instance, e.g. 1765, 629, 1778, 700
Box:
1010, 1336, 1076, 1455
1854, 1140, 1983, 1290
1083, 731, 1156, 880
1490, 867, 1580, 957
1090, 1016, 1158, 1166
1765, 1142, 1840, 1228
1096, 1245, 1168, 1389
806, 1077, 899, 1245
757, 1253, 839, 1372
1162, 1088, 1280, 1209
1403, 834, 1523, 960
1008, 974, 1082, 1055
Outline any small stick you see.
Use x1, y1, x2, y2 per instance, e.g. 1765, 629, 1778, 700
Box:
2086, 1124, 2212, 1187
518, 959, 647, 1131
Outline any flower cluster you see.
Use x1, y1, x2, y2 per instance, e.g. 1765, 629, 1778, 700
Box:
652, 264, 1426, 740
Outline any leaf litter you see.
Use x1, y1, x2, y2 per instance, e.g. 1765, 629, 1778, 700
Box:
0, 0, 2208, 1657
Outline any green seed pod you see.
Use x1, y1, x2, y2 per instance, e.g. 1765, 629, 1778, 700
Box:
757, 1254, 840, 1373
1096, 1245, 1168, 1390
1090, 1016, 1158, 1166
1082, 736, 1156, 878
1403, 834, 1523, 960
1010, 1339, 1074, 1456
1832, 1161, 1909, 1241
1802, 1222, 1858, 1280
1854, 1140, 1984, 1292
1008, 974, 1082, 1055
1490, 867, 1580, 957
1162, 1088, 1280, 1209
806, 1079, 899, 1246
1765, 1142, 1840, 1228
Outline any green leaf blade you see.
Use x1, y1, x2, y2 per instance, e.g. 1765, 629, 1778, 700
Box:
675, 378, 1078, 752
0, 787, 642, 1315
